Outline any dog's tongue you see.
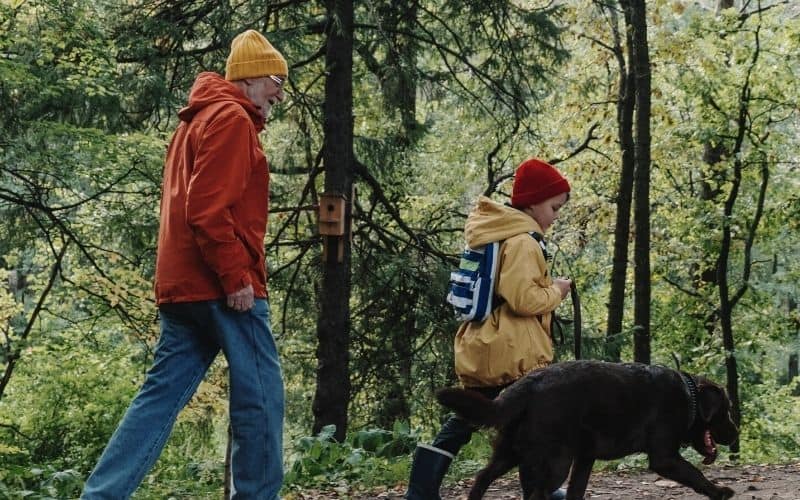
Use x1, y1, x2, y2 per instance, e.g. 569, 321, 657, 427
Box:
702, 429, 718, 464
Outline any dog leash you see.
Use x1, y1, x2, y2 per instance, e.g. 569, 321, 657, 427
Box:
679, 371, 698, 429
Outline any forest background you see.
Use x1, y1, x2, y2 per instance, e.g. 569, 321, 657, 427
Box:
1, 0, 799, 498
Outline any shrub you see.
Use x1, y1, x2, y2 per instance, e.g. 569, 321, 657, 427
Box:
284, 421, 417, 489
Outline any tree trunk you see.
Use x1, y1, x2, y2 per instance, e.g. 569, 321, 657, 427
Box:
627, 0, 652, 364
705, 0, 760, 453
312, 0, 355, 442
714, 145, 765, 455
382, 1, 419, 145
716, 159, 741, 452
358, 0, 421, 427
606, 3, 636, 362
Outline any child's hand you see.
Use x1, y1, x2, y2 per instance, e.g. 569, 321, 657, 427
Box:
554, 278, 572, 299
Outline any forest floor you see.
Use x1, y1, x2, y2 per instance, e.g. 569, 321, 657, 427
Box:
290, 462, 800, 499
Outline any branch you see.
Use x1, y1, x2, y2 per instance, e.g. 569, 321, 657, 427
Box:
278, 240, 316, 339
551, 122, 601, 165
578, 33, 617, 55
266, 149, 324, 250
662, 275, 702, 298
353, 160, 451, 261
737, 0, 789, 27
487, 123, 600, 195
290, 42, 327, 70
726, 24, 763, 310
730, 160, 768, 308
0, 240, 68, 402
484, 120, 522, 196
356, 20, 526, 115
0, 422, 31, 440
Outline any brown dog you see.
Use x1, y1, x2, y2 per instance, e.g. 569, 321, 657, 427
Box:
437, 360, 738, 500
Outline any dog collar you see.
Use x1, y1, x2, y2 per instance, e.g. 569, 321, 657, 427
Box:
680, 371, 698, 429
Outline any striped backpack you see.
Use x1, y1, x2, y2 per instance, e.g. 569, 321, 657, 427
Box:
446, 232, 545, 323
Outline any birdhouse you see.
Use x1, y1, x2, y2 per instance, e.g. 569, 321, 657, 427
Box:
318, 192, 346, 236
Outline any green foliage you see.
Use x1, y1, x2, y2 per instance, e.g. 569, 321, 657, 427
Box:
133, 459, 225, 500
0, 337, 139, 469
284, 422, 417, 489
0, 465, 84, 500
0, 338, 137, 499
739, 380, 800, 462
0, 0, 799, 497
0, 332, 228, 499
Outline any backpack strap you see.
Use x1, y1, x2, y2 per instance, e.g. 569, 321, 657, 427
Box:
529, 231, 549, 261
530, 231, 565, 346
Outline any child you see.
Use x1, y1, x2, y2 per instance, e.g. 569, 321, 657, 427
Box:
405, 158, 572, 500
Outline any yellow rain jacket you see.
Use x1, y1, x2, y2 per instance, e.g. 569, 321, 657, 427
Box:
454, 196, 564, 388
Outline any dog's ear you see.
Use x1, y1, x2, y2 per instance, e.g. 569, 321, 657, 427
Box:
697, 384, 726, 423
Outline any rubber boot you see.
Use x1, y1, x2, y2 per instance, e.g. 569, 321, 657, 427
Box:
549, 488, 567, 500
404, 444, 454, 500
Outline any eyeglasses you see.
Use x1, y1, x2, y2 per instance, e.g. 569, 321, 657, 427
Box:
268, 75, 285, 88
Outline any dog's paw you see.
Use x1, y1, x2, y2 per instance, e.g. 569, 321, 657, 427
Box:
713, 486, 735, 499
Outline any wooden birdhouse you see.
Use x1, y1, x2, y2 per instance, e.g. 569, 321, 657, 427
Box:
318, 192, 346, 236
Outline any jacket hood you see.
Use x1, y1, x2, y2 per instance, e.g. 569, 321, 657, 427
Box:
177, 72, 263, 130
464, 196, 543, 248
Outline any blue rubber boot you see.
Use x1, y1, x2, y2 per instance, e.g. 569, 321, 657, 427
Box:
404, 444, 454, 500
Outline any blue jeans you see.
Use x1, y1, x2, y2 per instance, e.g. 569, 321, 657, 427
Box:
81, 299, 284, 499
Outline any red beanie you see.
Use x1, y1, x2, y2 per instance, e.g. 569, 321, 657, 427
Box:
511, 158, 571, 208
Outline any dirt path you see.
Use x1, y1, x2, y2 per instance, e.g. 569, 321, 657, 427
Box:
441, 463, 800, 499
289, 463, 800, 499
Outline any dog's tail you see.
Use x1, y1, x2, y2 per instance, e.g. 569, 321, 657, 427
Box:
436, 388, 506, 427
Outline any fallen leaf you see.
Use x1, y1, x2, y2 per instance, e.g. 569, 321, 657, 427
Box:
654, 479, 680, 488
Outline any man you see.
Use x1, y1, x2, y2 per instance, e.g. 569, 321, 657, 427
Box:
82, 29, 287, 499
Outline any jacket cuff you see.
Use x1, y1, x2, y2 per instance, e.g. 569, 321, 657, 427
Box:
548, 284, 564, 310
220, 271, 252, 295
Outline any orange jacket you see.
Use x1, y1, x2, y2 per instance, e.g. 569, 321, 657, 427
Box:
154, 72, 269, 304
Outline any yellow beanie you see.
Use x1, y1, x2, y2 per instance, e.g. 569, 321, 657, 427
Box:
225, 29, 288, 81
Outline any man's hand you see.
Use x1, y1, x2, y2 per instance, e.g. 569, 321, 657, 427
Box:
227, 284, 254, 312
553, 278, 572, 300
